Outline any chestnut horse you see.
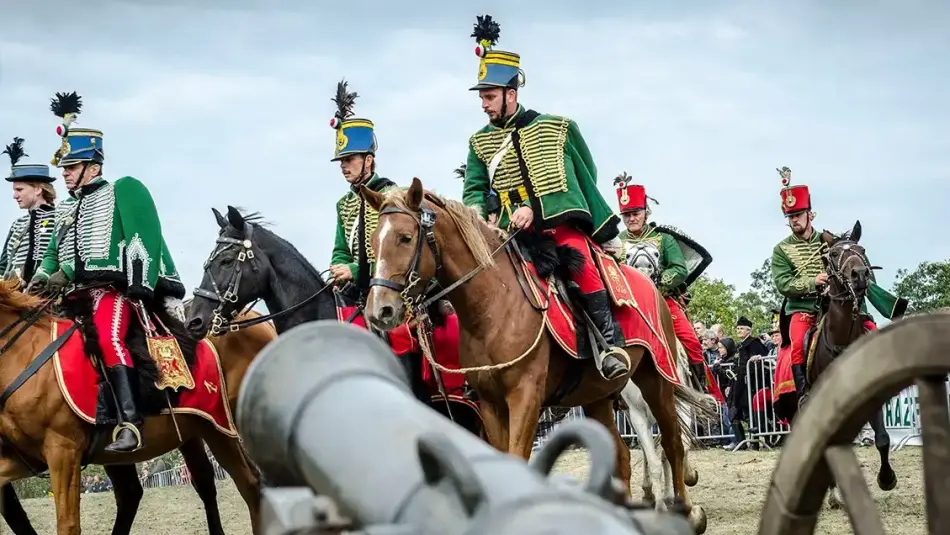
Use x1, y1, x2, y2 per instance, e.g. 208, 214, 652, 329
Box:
361, 178, 712, 532
0, 309, 276, 535
0, 281, 271, 535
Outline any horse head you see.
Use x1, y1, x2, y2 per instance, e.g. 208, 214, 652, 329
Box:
186, 206, 279, 338
820, 220, 873, 305
625, 241, 662, 283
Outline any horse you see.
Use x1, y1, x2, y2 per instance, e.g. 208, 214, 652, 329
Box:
802, 221, 897, 509
183, 206, 483, 437
0, 308, 274, 535
359, 178, 716, 533
0, 280, 270, 535
620, 341, 703, 511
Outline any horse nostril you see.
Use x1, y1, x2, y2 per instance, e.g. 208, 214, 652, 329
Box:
378, 305, 395, 323
187, 317, 204, 333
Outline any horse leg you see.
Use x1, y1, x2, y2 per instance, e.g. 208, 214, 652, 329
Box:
201, 429, 261, 533
583, 397, 632, 498
476, 398, 509, 452
43, 435, 84, 535
0, 483, 38, 535
102, 464, 143, 535
637, 363, 706, 533
505, 383, 545, 460
620, 381, 661, 507
179, 439, 226, 535
871, 407, 896, 491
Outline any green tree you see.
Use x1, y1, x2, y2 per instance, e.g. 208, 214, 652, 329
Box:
687, 275, 738, 328
893, 260, 950, 313
734, 290, 772, 335
748, 258, 782, 310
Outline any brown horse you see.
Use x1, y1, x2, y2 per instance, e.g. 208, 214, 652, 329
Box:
360, 178, 711, 533
0, 281, 274, 535
802, 221, 898, 509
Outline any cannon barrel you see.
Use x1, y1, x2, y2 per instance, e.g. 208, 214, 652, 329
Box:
237, 320, 693, 535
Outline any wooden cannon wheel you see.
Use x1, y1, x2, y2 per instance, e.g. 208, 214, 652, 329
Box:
758, 312, 950, 535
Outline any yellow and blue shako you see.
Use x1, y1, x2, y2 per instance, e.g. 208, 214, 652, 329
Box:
3, 137, 55, 183
49, 91, 103, 168
470, 14, 525, 91
328, 79, 377, 162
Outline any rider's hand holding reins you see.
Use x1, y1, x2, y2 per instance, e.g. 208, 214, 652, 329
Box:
329, 264, 353, 285
814, 272, 829, 287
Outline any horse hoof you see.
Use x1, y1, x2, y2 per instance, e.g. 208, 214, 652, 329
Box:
688, 505, 707, 534
827, 489, 843, 510
685, 469, 699, 487
878, 472, 897, 491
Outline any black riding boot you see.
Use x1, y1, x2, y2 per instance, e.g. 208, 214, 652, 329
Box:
689, 362, 708, 393
104, 365, 144, 453
792, 363, 807, 398
582, 290, 629, 380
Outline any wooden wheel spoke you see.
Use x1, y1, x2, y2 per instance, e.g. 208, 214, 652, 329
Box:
915, 376, 950, 534
824, 445, 885, 535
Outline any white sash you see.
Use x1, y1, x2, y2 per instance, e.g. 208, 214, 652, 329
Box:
487, 133, 513, 184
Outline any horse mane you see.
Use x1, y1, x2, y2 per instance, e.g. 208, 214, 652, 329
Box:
230, 208, 328, 286
0, 279, 52, 318
380, 188, 497, 269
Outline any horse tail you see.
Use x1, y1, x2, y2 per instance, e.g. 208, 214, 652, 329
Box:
673, 382, 719, 422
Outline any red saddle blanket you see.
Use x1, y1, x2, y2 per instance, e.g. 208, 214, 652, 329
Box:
50, 319, 238, 437
337, 305, 470, 401
515, 240, 681, 386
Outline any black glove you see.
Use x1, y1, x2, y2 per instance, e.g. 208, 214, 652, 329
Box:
46, 270, 69, 295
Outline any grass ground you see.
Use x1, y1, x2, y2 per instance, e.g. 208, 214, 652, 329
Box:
7, 446, 923, 534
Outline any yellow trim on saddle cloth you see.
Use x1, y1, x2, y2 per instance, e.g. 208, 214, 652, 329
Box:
51, 320, 97, 424
159, 338, 239, 438
804, 316, 825, 381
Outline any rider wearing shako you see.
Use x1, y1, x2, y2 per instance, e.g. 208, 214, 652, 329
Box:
770, 166, 907, 412
0, 137, 57, 286
328, 80, 399, 300
460, 15, 629, 380
28, 92, 187, 453
613, 174, 722, 400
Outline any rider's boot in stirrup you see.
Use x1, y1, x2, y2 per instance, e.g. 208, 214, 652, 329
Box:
104, 365, 144, 453
690, 362, 708, 393
582, 290, 630, 380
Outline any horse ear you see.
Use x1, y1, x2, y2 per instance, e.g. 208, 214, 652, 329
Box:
361, 186, 384, 212
820, 230, 835, 246
851, 220, 862, 243
407, 177, 424, 211
226, 205, 245, 231
211, 207, 227, 228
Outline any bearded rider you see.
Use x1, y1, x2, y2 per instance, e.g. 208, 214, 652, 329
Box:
614, 173, 722, 400
770, 166, 907, 416
28, 92, 187, 453
460, 15, 629, 380
0, 137, 57, 286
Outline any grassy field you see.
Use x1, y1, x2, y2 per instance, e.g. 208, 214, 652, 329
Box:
7, 446, 924, 535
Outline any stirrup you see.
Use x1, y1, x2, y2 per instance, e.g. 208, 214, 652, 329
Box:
597, 347, 631, 380
108, 422, 143, 451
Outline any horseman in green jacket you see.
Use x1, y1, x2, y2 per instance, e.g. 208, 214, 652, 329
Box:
28, 91, 186, 453
770, 166, 907, 409
327, 79, 398, 300
460, 15, 629, 380
0, 137, 58, 286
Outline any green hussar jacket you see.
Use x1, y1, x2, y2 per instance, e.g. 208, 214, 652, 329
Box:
618, 226, 688, 296
0, 204, 56, 284
34, 176, 185, 301
771, 232, 908, 319
330, 174, 397, 282
462, 105, 620, 244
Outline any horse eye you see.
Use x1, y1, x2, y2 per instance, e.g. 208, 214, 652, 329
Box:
398, 234, 413, 244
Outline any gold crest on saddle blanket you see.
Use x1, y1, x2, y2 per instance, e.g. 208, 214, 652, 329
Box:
134, 302, 195, 392
146, 335, 195, 391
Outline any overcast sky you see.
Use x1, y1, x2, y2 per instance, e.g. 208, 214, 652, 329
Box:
1, 1, 947, 305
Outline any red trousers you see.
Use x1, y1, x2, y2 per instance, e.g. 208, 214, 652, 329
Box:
541, 225, 605, 294
665, 297, 705, 365
88, 288, 135, 368
788, 311, 878, 365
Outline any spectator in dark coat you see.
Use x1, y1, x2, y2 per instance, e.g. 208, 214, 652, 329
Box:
726, 316, 768, 450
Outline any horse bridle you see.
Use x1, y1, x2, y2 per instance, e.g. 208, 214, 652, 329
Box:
822, 237, 873, 315
368, 204, 443, 317
192, 223, 332, 335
